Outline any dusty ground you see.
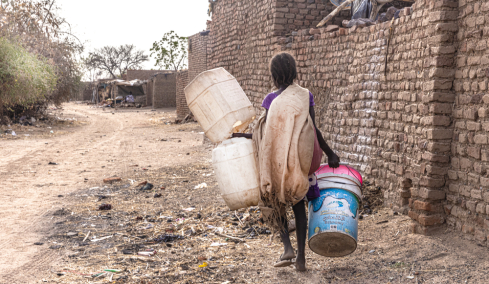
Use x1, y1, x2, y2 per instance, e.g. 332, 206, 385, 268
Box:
0, 103, 208, 283
1, 103, 489, 283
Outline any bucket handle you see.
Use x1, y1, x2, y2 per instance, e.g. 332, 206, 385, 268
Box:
317, 163, 361, 182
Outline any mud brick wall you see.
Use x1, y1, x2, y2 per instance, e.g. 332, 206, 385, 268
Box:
174, 32, 209, 119
127, 70, 161, 81
276, 0, 459, 235
446, 0, 489, 243
207, 0, 280, 115
152, 73, 176, 108
202, 0, 481, 236
188, 32, 209, 83
146, 80, 153, 106
176, 70, 190, 119
274, 0, 350, 36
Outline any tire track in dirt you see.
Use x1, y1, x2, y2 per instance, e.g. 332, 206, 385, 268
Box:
0, 105, 124, 283
0, 108, 118, 246
0, 104, 203, 283
0, 249, 60, 284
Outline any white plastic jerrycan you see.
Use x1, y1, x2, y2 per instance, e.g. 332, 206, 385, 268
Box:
212, 137, 260, 210
185, 68, 256, 143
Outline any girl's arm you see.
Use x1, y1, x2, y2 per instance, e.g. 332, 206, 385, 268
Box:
309, 106, 340, 168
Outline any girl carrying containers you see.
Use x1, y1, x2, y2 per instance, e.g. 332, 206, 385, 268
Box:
234, 53, 340, 271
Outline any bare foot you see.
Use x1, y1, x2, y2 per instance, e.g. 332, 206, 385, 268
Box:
281, 251, 295, 261
295, 255, 306, 271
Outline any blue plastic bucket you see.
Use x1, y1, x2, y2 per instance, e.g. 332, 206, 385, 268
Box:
308, 188, 360, 257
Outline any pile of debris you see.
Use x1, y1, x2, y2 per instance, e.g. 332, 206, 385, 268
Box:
360, 181, 384, 216
44, 163, 272, 283
175, 112, 196, 124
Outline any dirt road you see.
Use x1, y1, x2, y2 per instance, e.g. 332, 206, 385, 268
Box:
2, 103, 489, 284
0, 103, 208, 283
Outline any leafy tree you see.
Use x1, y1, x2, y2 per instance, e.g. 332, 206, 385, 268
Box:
86, 45, 149, 79
150, 31, 188, 71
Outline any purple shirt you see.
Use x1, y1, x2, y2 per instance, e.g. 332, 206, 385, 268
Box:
262, 87, 315, 110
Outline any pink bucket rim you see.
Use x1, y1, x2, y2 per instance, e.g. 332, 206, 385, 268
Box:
315, 164, 363, 185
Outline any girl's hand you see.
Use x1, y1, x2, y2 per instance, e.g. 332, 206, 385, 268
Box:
232, 133, 253, 139
328, 153, 340, 168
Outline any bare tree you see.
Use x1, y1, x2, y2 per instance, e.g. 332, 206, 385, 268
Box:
87, 45, 149, 79
81, 54, 102, 82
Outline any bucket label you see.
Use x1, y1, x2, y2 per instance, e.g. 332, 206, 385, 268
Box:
308, 189, 359, 241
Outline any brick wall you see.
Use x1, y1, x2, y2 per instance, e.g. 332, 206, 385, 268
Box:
176, 70, 189, 119
175, 31, 210, 119
190, 0, 489, 241
207, 0, 279, 113
257, 0, 456, 235
146, 80, 153, 106
152, 73, 176, 108
273, 0, 350, 35
188, 32, 209, 83
197, 0, 489, 237
447, 0, 489, 242
127, 70, 161, 81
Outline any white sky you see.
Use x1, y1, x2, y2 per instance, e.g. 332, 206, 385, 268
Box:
57, 0, 210, 71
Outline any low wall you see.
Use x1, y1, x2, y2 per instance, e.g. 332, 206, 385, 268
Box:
127, 70, 160, 81
152, 73, 176, 108
146, 80, 153, 106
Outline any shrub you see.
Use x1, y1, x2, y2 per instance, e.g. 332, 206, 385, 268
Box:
0, 37, 57, 110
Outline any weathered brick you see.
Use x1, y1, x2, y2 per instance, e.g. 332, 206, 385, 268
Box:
408, 210, 419, 221
427, 129, 453, 140
420, 176, 445, 187
481, 177, 489, 187
448, 170, 458, 180
421, 116, 451, 126
419, 188, 446, 200
466, 200, 477, 212
467, 146, 481, 159
476, 203, 486, 214
418, 214, 444, 226
474, 134, 488, 144
421, 152, 450, 163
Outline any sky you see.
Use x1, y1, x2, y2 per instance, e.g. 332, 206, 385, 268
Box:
56, 0, 210, 73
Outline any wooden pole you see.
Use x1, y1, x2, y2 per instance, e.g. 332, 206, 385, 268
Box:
317, 0, 399, 28
317, 0, 355, 27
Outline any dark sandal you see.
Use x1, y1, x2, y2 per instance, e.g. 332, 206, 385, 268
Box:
274, 254, 296, 267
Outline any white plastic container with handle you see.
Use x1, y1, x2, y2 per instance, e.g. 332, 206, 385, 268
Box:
212, 137, 260, 210
185, 67, 256, 143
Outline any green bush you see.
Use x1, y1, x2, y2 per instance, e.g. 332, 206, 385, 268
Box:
0, 37, 57, 108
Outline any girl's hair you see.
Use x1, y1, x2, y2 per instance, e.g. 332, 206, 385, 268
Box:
270, 53, 297, 89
